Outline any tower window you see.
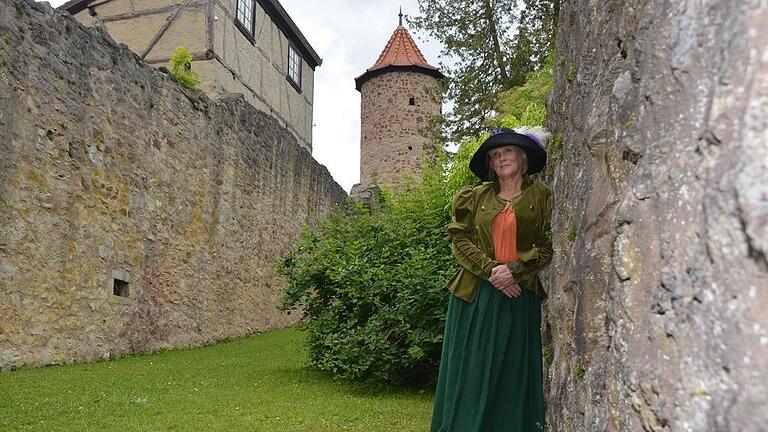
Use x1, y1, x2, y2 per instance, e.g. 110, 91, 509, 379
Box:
408, 146, 413, 150
408, 97, 416, 106
113, 278, 129, 297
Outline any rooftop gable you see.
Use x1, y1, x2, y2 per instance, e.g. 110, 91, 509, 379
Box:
58, 0, 323, 69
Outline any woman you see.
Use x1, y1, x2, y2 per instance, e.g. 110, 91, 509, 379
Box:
430, 127, 553, 431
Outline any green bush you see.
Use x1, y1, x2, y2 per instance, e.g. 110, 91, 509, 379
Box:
169, 47, 200, 90
278, 161, 457, 387
278, 60, 554, 386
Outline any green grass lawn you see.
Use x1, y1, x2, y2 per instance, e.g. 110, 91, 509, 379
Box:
0, 328, 435, 431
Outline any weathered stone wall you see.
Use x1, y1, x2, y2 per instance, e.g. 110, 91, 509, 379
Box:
544, 1, 768, 431
0, 0, 346, 370
359, 71, 441, 187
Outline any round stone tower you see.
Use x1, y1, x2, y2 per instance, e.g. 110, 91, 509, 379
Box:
352, 13, 444, 193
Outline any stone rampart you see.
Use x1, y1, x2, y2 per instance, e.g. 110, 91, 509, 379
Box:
0, 0, 346, 370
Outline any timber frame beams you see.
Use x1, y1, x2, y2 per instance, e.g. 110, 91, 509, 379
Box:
59, 0, 314, 150
139, 0, 195, 60
100, 1, 206, 23
89, 0, 208, 63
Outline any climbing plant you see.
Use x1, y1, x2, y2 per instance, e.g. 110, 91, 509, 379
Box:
169, 47, 200, 90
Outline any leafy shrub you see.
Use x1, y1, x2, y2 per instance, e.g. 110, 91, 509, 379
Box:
169, 47, 200, 90
278, 61, 553, 386
278, 161, 457, 387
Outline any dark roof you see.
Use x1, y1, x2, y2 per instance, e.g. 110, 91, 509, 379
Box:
57, 0, 323, 69
355, 25, 443, 91
58, 0, 89, 15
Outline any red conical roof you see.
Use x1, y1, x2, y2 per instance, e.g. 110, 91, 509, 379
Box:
355, 25, 444, 91
370, 26, 438, 71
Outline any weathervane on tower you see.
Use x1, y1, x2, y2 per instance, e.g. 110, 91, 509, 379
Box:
399, 6, 403, 26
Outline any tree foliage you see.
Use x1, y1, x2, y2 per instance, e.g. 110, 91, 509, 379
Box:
277, 54, 552, 388
409, 0, 558, 141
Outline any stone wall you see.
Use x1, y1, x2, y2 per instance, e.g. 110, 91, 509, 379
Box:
0, 0, 346, 370
544, 0, 768, 431
359, 71, 441, 187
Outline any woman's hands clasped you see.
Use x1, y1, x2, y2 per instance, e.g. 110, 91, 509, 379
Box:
490, 264, 522, 298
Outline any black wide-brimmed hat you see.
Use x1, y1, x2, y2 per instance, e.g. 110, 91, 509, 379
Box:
469, 127, 549, 180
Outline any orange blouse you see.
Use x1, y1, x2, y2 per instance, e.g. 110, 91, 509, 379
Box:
491, 203, 518, 264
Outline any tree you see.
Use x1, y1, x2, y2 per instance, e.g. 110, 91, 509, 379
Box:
508, 0, 558, 81
409, 0, 558, 142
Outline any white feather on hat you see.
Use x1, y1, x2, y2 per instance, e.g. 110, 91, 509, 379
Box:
513, 126, 551, 149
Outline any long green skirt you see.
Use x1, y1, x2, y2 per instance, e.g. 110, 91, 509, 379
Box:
430, 280, 545, 431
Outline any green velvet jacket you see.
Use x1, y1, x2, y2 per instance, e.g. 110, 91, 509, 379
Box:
445, 177, 554, 301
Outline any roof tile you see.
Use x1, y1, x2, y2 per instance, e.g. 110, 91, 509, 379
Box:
366, 25, 439, 72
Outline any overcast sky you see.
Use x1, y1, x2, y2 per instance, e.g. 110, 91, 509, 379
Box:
46, 0, 446, 192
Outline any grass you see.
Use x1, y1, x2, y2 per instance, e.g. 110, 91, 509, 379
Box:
566, 224, 577, 242
566, 66, 576, 82
0, 328, 434, 431
571, 363, 585, 381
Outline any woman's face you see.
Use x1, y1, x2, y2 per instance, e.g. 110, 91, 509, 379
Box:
489, 146, 524, 179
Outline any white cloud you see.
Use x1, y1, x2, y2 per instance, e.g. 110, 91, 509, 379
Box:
44, 0, 446, 192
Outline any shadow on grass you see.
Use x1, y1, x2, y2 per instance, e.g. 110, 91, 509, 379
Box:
272, 364, 436, 399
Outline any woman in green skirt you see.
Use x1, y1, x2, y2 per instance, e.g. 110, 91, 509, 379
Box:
431, 127, 553, 431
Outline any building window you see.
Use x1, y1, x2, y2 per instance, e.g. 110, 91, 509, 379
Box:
408, 97, 416, 106
287, 46, 302, 91
236, 0, 255, 37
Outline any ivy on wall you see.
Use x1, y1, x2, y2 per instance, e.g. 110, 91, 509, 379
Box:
169, 47, 200, 90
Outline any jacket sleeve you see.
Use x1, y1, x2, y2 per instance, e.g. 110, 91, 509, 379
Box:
507, 184, 553, 280
446, 187, 498, 279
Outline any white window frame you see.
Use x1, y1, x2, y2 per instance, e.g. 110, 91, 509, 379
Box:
287, 45, 302, 91
236, 0, 255, 36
